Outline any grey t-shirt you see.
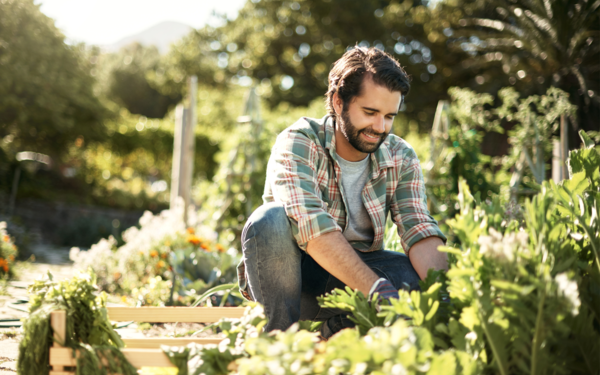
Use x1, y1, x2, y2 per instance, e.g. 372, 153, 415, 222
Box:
336, 155, 375, 243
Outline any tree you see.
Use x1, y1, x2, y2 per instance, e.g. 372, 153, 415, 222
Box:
0, 0, 109, 160
434, 0, 600, 133
153, 0, 500, 132
95, 43, 181, 119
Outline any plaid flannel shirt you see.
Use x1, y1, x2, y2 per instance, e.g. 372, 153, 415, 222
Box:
238, 115, 446, 300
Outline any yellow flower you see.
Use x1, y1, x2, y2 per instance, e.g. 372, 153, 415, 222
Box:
186, 227, 195, 234
157, 260, 165, 269
113, 272, 121, 280
200, 243, 210, 251
150, 250, 158, 258
2, 235, 9, 242
8, 255, 14, 261
216, 244, 225, 253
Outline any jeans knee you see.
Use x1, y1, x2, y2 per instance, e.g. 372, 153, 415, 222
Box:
242, 203, 297, 258
244, 203, 289, 238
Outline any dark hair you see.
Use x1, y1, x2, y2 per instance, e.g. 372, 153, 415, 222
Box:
325, 46, 411, 119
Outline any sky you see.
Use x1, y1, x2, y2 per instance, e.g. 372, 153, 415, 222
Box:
36, 0, 248, 46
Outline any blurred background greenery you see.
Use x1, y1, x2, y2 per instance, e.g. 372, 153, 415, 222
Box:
0, 0, 598, 250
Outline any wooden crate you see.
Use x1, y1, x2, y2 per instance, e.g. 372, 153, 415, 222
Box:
48, 306, 246, 374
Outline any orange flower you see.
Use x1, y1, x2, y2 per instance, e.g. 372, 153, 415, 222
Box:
150, 250, 158, 258
8, 255, 15, 261
160, 252, 168, 259
0, 258, 8, 273
2, 235, 9, 242
216, 244, 225, 253
187, 235, 201, 245
186, 227, 195, 234
113, 272, 121, 280
157, 260, 165, 269
200, 243, 210, 251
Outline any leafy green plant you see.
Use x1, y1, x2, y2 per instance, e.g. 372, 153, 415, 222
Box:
17, 271, 136, 375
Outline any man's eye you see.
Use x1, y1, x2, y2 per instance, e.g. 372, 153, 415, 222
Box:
365, 112, 375, 116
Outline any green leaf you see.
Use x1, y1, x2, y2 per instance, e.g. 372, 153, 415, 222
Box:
580, 130, 596, 149
429, 351, 457, 374
563, 171, 590, 196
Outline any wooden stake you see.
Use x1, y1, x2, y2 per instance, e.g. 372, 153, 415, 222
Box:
560, 114, 569, 179
50, 310, 66, 372
170, 76, 198, 223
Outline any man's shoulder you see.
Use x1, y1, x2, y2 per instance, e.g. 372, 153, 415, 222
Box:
383, 133, 418, 160
276, 115, 329, 147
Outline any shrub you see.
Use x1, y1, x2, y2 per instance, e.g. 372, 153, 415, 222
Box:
70, 200, 240, 306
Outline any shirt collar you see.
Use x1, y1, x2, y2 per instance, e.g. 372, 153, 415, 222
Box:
324, 115, 394, 175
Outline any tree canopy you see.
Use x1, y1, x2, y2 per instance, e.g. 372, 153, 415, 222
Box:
154, 0, 599, 132
0, 0, 109, 160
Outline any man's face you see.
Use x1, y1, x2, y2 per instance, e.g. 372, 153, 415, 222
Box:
334, 75, 402, 160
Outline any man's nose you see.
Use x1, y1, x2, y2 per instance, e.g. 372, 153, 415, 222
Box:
373, 115, 385, 133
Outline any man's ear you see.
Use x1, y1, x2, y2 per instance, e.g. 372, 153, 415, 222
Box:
332, 92, 343, 115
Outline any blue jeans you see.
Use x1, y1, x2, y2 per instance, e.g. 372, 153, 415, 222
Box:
240, 202, 421, 333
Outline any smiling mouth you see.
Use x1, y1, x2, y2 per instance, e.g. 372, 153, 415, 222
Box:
361, 132, 381, 142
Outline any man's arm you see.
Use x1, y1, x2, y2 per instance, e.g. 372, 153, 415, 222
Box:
307, 231, 378, 295
407, 236, 448, 280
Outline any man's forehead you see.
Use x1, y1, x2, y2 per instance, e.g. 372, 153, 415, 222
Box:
352, 77, 403, 109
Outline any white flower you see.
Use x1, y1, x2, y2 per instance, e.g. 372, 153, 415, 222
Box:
69, 247, 80, 261
477, 228, 529, 262
555, 273, 580, 315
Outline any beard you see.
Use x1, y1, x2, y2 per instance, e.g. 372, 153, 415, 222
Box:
338, 107, 389, 154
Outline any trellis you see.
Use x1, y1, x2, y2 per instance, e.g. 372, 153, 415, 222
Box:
425, 100, 570, 204
213, 87, 263, 233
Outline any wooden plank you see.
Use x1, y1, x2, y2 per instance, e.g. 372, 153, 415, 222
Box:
50, 347, 176, 368
107, 307, 245, 322
124, 337, 223, 348
50, 311, 66, 345
50, 310, 66, 371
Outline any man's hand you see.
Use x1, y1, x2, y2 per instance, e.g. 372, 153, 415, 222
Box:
306, 231, 379, 296
368, 278, 399, 301
407, 236, 448, 280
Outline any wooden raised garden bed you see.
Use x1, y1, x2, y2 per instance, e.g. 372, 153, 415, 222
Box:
48, 306, 246, 374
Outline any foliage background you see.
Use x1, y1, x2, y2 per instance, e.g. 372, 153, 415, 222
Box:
1, 0, 598, 249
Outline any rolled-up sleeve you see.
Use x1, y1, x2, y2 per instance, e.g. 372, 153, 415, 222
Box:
391, 147, 446, 255
265, 129, 342, 250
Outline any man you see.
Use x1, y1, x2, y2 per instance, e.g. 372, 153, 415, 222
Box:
237, 46, 447, 338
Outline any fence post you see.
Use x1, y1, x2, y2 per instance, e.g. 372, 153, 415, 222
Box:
560, 114, 569, 179
170, 76, 197, 224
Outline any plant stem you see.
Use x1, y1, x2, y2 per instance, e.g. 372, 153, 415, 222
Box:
531, 288, 546, 375
478, 301, 508, 375
578, 222, 600, 275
